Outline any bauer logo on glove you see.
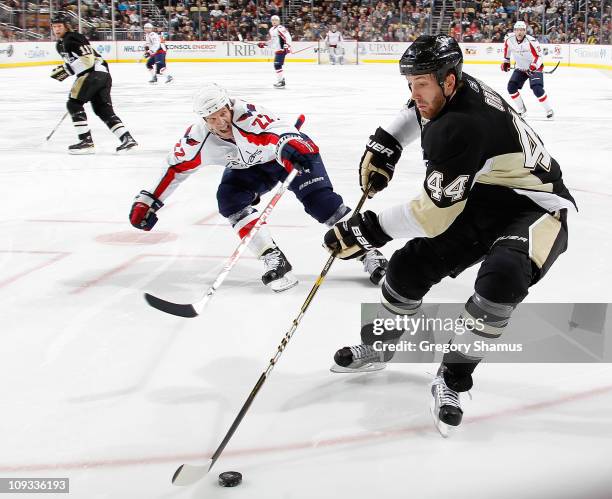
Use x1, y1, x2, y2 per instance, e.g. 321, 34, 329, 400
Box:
50, 65, 70, 81
323, 211, 392, 260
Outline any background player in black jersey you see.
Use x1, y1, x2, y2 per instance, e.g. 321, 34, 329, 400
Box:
323, 35, 577, 435
51, 13, 137, 154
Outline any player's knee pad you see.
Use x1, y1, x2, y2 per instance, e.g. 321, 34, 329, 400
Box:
384, 239, 448, 302
507, 80, 520, 94
273, 61, 283, 71
91, 100, 119, 127
299, 188, 347, 225
146, 58, 154, 69
531, 84, 545, 98
475, 245, 532, 305
66, 98, 85, 118
217, 184, 255, 219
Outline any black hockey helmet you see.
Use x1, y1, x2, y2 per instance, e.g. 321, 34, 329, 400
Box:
399, 35, 463, 87
51, 12, 71, 26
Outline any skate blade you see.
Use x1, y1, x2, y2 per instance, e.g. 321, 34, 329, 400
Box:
430, 402, 453, 438
267, 272, 298, 293
115, 145, 138, 154
330, 362, 386, 373
68, 148, 95, 155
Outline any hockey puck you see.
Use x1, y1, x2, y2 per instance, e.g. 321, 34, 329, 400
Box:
218, 471, 242, 487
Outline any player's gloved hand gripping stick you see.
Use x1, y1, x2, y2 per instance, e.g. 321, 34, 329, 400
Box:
171, 182, 373, 486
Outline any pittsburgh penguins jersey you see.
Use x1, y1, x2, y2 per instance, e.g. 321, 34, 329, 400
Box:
378, 72, 576, 240
56, 32, 108, 77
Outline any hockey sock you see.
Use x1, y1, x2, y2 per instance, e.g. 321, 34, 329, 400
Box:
109, 122, 128, 140
276, 68, 284, 82
230, 207, 275, 257
538, 93, 552, 112
510, 91, 526, 111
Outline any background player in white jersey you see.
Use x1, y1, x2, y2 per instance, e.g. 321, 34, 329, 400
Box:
502, 21, 553, 118
257, 15, 291, 88
129, 83, 388, 291
143, 23, 173, 84
324, 24, 344, 65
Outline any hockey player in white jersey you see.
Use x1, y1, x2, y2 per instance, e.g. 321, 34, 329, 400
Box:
325, 25, 345, 65
501, 21, 553, 118
257, 15, 291, 88
144, 23, 173, 84
129, 83, 388, 291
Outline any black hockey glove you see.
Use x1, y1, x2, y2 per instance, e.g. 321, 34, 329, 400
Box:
323, 211, 392, 260
50, 65, 70, 81
129, 190, 163, 231
359, 127, 402, 198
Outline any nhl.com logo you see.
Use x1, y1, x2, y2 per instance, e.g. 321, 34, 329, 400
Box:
0, 44, 14, 57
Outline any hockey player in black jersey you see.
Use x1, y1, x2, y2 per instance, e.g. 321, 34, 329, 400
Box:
323, 35, 576, 435
51, 13, 137, 154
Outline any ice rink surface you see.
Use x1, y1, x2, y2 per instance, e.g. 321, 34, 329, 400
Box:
1, 61, 611, 499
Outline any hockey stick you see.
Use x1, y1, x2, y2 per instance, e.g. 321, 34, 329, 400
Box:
172, 183, 372, 486
144, 168, 299, 317
45, 111, 68, 141
511, 60, 560, 75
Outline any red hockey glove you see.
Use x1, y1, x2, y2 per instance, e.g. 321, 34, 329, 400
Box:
129, 190, 163, 231
501, 61, 511, 72
257, 42, 266, 49
276, 134, 319, 174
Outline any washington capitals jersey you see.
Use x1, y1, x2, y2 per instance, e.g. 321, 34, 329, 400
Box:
149, 99, 304, 202
378, 72, 576, 240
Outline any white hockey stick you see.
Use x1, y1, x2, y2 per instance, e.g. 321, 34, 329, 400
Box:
46, 111, 69, 141
144, 168, 298, 317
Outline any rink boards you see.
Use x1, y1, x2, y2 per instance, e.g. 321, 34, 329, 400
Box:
1, 40, 611, 70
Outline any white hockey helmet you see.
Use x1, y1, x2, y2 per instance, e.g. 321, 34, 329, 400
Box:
271, 15, 280, 25
193, 82, 231, 118
514, 21, 527, 31
144, 22, 154, 30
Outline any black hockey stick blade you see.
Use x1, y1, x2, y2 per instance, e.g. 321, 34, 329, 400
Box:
545, 60, 561, 74
144, 293, 198, 318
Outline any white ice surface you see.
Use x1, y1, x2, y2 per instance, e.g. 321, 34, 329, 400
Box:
0, 62, 611, 499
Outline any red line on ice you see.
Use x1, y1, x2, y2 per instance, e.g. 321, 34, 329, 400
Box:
0, 251, 70, 289
0, 383, 611, 472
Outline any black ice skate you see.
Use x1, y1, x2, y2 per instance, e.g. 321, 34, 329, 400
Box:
430, 366, 464, 438
116, 132, 138, 153
149, 74, 158, 84
546, 109, 554, 119
330, 344, 387, 373
68, 135, 95, 155
359, 249, 388, 285
260, 247, 297, 292
165, 75, 174, 84
273, 78, 286, 89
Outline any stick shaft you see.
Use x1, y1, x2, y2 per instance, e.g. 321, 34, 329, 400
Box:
207, 185, 372, 472
46, 112, 68, 141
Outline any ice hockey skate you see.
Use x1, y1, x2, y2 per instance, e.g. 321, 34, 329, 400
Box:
68, 135, 95, 155
260, 247, 297, 292
149, 74, 157, 84
116, 132, 138, 153
165, 75, 174, 84
273, 78, 286, 89
330, 344, 387, 373
359, 249, 388, 285
546, 109, 554, 119
430, 366, 464, 438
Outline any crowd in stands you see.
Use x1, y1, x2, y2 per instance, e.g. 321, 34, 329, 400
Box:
0, 0, 610, 44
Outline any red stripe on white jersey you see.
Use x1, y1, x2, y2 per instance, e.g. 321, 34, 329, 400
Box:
237, 127, 280, 147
